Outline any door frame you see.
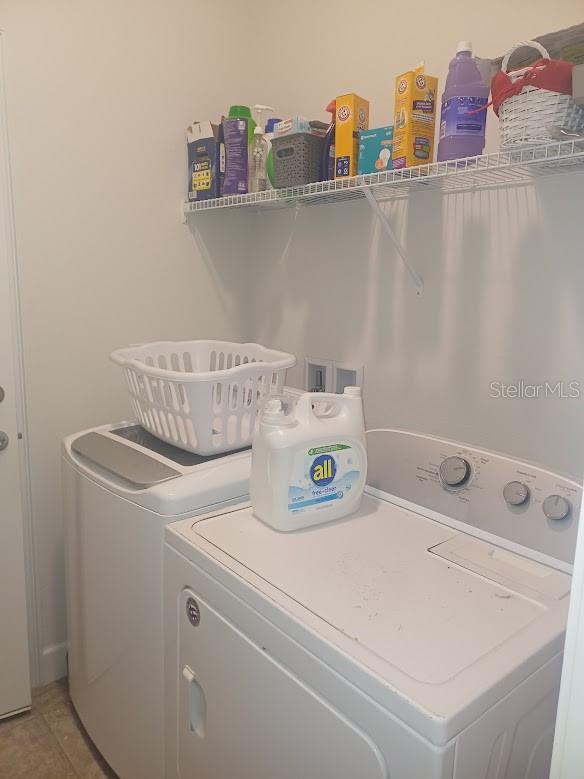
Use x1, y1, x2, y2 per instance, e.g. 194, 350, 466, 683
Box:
551, 502, 584, 777
0, 28, 40, 688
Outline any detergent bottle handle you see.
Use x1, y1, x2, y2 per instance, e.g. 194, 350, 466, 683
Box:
294, 389, 361, 425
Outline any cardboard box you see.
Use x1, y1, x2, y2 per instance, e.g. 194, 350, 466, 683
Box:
222, 117, 249, 195
358, 126, 394, 175
186, 121, 224, 201
392, 66, 438, 169
334, 93, 369, 178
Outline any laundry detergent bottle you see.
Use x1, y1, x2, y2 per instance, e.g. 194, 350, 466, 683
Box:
250, 387, 367, 532
437, 41, 489, 161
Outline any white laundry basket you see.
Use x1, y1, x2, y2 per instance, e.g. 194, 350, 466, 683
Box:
111, 340, 296, 456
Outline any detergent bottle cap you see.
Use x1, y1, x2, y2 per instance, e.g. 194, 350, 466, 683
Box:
261, 396, 296, 426
343, 386, 362, 397
228, 105, 252, 119
457, 41, 473, 54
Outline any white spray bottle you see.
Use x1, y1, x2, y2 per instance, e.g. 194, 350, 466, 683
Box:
249, 104, 274, 192
251, 387, 367, 531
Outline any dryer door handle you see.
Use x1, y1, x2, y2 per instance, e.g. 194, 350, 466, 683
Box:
182, 665, 206, 738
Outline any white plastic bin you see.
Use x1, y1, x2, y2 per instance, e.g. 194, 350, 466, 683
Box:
111, 340, 296, 455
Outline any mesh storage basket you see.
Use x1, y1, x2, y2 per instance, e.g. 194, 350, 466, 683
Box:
111, 340, 296, 456
272, 132, 324, 187
498, 41, 584, 148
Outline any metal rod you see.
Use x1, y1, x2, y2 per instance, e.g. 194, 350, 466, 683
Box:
363, 186, 423, 295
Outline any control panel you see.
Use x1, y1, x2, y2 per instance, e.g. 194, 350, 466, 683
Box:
367, 429, 582, 566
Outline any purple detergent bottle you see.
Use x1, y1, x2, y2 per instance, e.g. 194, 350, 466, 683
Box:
437, 41, 489, 161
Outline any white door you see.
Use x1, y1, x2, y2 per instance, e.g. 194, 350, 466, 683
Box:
0, 30, 31, 718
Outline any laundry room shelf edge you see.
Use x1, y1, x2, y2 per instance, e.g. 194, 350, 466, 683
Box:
182, 139, 584, 217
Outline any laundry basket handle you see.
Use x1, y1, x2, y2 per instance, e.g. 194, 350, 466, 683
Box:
501, 40, 550, 74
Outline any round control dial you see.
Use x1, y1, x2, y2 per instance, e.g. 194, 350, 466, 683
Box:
439, 456, 471, 488
503, 481, 530, 506
543, 494, 571, 521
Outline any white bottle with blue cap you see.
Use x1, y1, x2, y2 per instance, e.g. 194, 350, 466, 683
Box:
251, 387, 367, 531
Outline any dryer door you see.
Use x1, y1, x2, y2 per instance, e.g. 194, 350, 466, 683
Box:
178, 588, 388, 779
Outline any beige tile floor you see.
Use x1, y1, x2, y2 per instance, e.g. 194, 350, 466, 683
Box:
0, 678, 118, 778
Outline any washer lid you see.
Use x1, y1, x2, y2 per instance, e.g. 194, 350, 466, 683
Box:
185, 494, 570, 741
63, 424, 251, 515
72, 432, 181, 488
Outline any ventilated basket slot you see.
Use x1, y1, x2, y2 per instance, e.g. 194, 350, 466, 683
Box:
213, 382, 223, 410
140, 375, 153, 403
167, 414, 177, 440
229, 382, 239, 410
244, 377, 255, 407
149, 378, 163, 407
177, 383, 189, 412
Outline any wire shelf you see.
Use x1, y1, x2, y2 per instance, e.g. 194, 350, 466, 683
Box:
183, 139, 584, 216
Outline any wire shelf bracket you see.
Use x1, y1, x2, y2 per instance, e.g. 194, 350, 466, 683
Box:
362, 185, 423, 295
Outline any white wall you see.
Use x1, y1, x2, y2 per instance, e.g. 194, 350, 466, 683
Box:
0, 0, 254, 683
249, 1, 584, 478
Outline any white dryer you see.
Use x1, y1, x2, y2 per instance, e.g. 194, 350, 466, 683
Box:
164, 429, 581, 779
62, 422, 251, 779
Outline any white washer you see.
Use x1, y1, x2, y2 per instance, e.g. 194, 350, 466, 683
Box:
62, 422, 251, 779
164, 429, 581, 779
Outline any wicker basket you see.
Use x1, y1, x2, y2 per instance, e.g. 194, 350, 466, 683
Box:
498, 41, 584, 148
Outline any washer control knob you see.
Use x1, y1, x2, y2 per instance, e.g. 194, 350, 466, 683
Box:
185, 597, 200, 626
439, 456, 471, 488
503, 481, 530, 506
543, 494, 571, 521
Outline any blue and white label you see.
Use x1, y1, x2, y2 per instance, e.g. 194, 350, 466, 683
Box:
288, 444, 362, 516
439, 96, 487, 139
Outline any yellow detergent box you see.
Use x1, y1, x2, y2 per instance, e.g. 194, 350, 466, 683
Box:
392, 65, 438, 169
334, 93, 369, 178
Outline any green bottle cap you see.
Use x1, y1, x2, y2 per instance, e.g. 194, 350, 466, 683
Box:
228, 105, 252, 119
